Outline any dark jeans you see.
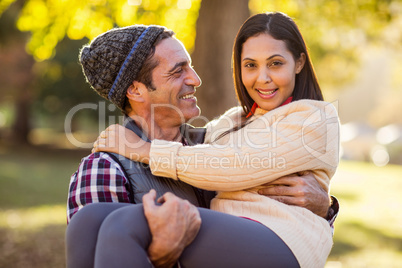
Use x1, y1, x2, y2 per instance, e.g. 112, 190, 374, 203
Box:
66, 203, 300, 268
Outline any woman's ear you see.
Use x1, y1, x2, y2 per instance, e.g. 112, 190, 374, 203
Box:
295, 53, 306, 74
126, 81, 147, 103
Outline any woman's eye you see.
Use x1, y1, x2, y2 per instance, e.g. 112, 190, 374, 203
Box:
270, 61, 282, 67
244, 63, 255, 68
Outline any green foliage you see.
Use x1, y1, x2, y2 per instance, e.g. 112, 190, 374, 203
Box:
31, 37, 108, 131
2, 0, 401, 89
3, 0, 400, 90
13, 0, 201, 61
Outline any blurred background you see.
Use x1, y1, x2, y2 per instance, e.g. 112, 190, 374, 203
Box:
0, 0, 401, 267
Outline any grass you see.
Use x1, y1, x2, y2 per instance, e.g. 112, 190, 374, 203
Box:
327, 161, 402, 267
0, 146, 87, 208
0, 145, 402, 267
0, 145, 87, 268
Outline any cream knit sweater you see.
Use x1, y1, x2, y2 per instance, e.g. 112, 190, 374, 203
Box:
149, 100, 340, 268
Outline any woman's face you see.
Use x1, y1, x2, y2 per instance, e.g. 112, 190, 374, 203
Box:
241, 33, 305, 111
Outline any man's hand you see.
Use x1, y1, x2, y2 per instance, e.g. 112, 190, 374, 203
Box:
143, 190, 201, 268
258, 171, 330, 218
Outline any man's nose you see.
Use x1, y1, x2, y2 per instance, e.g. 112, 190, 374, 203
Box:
186, 67, 202, 87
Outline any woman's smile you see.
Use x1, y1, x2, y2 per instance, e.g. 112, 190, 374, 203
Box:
256, 88, 278, 99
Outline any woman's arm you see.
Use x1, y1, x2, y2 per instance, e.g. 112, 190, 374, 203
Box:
94, 100, 339, 193
149, 100, 339, 192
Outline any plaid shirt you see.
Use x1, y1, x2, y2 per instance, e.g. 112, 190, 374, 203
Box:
328, 195, 339, 232
67, 152, 132, 223
67, 153, 340, 227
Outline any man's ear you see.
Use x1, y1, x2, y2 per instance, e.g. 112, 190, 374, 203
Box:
126, 81, 147, 103
295, 53, 306, 74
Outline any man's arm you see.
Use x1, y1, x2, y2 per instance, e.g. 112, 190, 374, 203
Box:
67, 152, 132, 223
143, 190, 201, 268
257, 171, 337, 220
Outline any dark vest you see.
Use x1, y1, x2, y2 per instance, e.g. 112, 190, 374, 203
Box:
107, 118, 215, 208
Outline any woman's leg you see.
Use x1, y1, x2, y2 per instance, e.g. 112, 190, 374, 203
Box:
179, 208, 300, 268
94, 204, 153, 268
65, 203, 132, 268
90, 205, 299, 268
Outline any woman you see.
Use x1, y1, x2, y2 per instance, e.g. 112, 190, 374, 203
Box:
76, 12, 339, 267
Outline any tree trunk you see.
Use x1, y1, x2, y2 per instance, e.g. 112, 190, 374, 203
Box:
191, 0, 250, 124
12, 90, 32, 144
2, 42, 35, 145
0, 0, 35, 145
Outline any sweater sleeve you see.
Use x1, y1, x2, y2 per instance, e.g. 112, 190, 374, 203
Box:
149, 100, 339, 192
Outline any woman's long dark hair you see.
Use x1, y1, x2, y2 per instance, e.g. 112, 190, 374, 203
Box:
233, 12, 324, 115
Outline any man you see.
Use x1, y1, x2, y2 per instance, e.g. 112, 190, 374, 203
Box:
66, 25, 338, 267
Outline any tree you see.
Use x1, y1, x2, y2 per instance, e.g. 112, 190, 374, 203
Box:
191, 0, 250, 122
0, 0, 35, 144
0, 41, 35, 144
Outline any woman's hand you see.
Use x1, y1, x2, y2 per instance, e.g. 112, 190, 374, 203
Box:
92, 124, 151, 164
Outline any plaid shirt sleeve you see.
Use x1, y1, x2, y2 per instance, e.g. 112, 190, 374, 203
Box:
327, 196, 340, 234
67, 152, 131, 223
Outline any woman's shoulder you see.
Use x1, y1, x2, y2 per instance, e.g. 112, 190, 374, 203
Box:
221, 106, 244, 118
264, 99, 338, 119
205, 106, 244, 128
246, 100, 339, 131
290, 99, 336, 110
292, 99, 338, 119
204, 106, 244, 143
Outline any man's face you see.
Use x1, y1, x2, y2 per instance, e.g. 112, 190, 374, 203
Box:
145, 37, 202, 125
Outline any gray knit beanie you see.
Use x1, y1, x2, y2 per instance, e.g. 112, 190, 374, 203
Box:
79, 25, 166, 111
